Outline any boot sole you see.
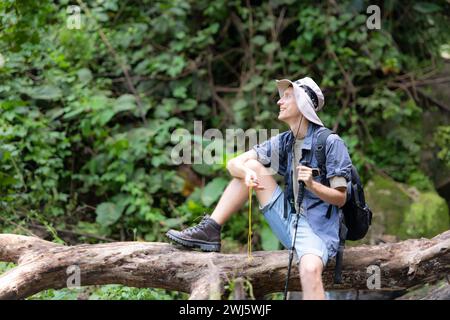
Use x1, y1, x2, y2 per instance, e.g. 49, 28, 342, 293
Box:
165, 231, 221, 252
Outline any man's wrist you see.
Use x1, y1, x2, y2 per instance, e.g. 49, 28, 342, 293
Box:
308, 180, 318, 193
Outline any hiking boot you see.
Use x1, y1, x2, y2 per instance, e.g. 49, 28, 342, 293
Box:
165, 215, 221, 252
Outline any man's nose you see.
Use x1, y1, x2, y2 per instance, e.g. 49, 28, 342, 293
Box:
277, 98, 283, 107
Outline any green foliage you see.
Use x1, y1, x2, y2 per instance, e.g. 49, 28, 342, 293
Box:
88, 285, 188, 300
365, 173, 449, 242
27, 285, 188, 300
201, 177, 228, 207
434, 125, 450, 167
225, 278, 255, 300
407, 171, 435, 192
95, 202, 123, 227
260, 222, 281, 251
365, 174, 413, 236
0, 0, 449, 299
0, 262, 16, 274
400, 192, 449, 239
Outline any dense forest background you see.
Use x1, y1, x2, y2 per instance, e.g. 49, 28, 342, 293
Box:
0, 0, 449, 299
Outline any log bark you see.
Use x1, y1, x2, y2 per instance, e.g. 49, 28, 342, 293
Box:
396, 279, 450, 300
0, 230, 449, 300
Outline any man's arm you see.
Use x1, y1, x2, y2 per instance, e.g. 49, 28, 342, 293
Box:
226, 150, 257, 179
297, 165, 347, 207
227, 150, 266, 190
305, 133, 352, 208
310, 181, 347, 208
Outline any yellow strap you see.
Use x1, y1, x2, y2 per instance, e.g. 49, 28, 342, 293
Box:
247, 186, 253, 261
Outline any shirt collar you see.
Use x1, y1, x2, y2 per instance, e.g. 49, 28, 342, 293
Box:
302, 122, 316, 150
289, 122, 316, 150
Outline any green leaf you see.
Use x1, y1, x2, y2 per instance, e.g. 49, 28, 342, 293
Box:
262, 42, 278, 55
173, 86, 187, 99
242, 76, 263, 92
25, 85, 62, 100
76, 68, 93, 85
167, 56, 186, 77
96, 202, 123, 227
251, 35, 266, 46
97, 109, 116, 126
413, 2, 441, 13
192, 163, 215, 176
179, 98, 197, 111
113, 94, 136, 113
89, 95, 109, 110
201, 177, 228, 206
232, 99, 247, 110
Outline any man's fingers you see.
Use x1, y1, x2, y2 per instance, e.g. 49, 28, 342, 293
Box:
254, 183, 264, 189
247, 181, 261, 188
249, 176, 259, 183
297, 165, 312, 172
246, 179, 265, 190
298, 173, 310, 176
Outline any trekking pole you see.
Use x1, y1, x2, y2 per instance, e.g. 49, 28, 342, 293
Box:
283, 180, 306, 300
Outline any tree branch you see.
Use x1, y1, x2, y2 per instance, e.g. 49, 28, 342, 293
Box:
0, 231, 449, 300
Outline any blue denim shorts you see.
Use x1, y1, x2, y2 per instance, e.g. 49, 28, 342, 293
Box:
260, 185, 329, 267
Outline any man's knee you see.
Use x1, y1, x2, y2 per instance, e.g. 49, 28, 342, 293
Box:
299, 255, 323, 280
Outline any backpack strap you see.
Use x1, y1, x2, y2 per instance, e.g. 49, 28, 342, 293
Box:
334, 216, 348, 284
283, 137, 295, 219
315, 128, 334, 219
315, 127, 334, 183
325, 203, 333, 219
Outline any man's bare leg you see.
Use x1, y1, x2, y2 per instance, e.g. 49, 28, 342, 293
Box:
299, 254, 326, 300
166, 159, 278, 251
211, 159, 277, 225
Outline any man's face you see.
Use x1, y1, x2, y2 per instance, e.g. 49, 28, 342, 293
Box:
277, 86, 302, 122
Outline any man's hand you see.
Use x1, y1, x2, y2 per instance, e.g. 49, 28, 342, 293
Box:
244, 169, 265, 190
297, 165, 314, 189
297, 165, 347, 207
227, 150, 258, 179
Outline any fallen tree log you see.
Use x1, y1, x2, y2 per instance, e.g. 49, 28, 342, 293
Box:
0, 230, 449, 300
396, 279, 450, 300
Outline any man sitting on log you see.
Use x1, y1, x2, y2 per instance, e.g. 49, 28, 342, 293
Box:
166, 77, 352, 300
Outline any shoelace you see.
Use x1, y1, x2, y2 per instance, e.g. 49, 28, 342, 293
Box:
247, 186, 253, 261
185, 217, 209, 235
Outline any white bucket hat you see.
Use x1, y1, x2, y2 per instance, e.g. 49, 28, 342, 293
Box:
276, 77, 325, 127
